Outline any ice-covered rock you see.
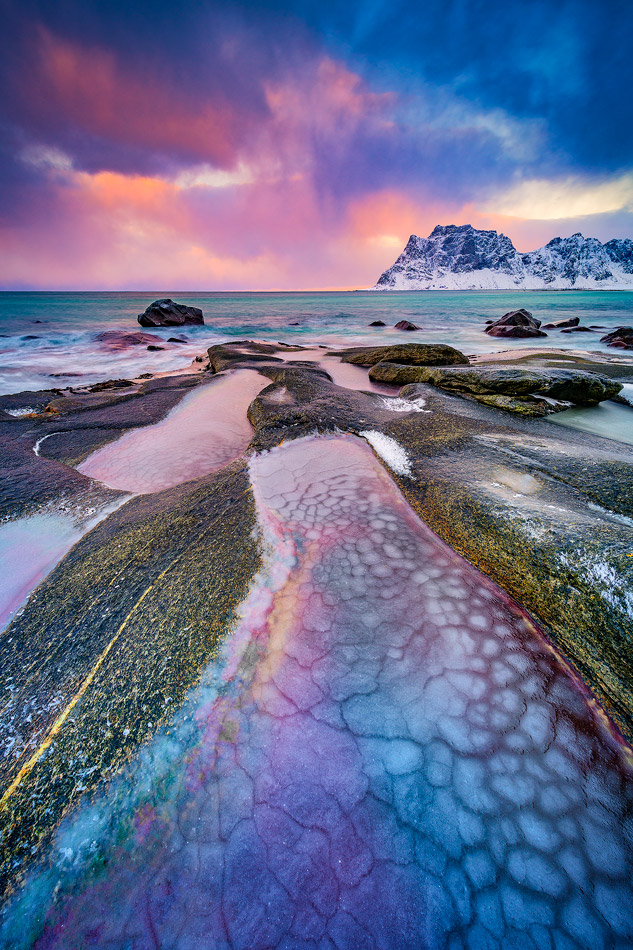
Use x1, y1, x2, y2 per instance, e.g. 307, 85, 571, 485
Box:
373, 224, 633, 290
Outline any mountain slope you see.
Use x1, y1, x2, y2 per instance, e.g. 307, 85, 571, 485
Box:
373, 224, 633, 290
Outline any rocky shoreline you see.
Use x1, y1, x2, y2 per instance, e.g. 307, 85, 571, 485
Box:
1, 332, 633, 943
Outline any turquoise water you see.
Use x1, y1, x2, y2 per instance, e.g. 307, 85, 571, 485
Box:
551, 384, 633, 446
1, 289, 633, 394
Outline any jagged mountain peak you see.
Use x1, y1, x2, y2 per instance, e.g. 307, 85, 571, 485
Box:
373, 224, 633, 290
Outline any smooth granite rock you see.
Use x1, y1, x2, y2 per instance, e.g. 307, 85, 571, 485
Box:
207, 341, 306, 373
394, 319, 420, 331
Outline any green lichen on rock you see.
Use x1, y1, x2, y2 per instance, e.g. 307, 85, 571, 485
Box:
372, 364, 623, 415
331, 343, 469, 367
0, 461, 260, 896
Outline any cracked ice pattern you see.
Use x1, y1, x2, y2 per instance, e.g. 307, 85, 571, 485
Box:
78, 370, 265, 493
5, 435, 633, 949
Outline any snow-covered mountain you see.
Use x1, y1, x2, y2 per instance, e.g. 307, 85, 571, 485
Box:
373, 225, 633, 290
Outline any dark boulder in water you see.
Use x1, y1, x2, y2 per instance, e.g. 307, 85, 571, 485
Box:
485, 309, 547, 338
394, 319, 420, 331
138, 299, 204, 327
147, 344, 165, 351
560, 326, 594, 333
542, 317, 580, 329
386, 363, 622, 415
601, 327, 633, 349
369, 320, 386, 327
332, 342, 469, 367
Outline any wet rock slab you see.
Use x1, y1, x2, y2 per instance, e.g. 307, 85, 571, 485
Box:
207, 340, 308, 373
0, 461, 260, 898
0, 373, 205, 519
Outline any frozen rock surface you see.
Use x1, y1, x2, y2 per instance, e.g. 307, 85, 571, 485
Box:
6, 435, 633, 950
374, 224, 633, 290
78, 370, 266, 493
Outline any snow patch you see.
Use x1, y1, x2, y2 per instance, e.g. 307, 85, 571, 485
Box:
373, 224, 633, 290
360, 430, 413, 476
380, 396, 429, 413
4, 407, 37, 417
559, 551, 633, 621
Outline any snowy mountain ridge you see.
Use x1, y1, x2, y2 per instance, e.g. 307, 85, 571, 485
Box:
373, 224, 633, 290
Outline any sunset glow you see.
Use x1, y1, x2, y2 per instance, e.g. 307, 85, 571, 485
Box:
1, 1, 631, 288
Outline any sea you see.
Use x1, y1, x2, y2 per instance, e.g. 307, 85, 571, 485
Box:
1, 289, 633, 396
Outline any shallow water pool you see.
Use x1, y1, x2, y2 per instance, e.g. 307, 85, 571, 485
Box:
550, 387, 633, 446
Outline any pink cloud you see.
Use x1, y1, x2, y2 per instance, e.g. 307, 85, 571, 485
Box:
10, 27, 253, 168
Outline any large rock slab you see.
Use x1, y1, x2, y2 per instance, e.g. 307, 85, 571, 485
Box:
241, 363, 633, 746
368, 361, 439, 385
601, 326, 633, 349
138, 298, 204, 327
331, 342, 469, 367
373, 363, 622, 415
485, 308, 547, 338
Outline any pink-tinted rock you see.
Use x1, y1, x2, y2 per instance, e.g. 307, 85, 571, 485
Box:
96, 330, 164, 349
601, 327, 633, 349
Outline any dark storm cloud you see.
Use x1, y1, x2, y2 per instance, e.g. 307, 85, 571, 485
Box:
266, 0, 633, 173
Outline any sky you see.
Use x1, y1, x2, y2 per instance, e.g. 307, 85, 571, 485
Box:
0, 0, 632, 290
